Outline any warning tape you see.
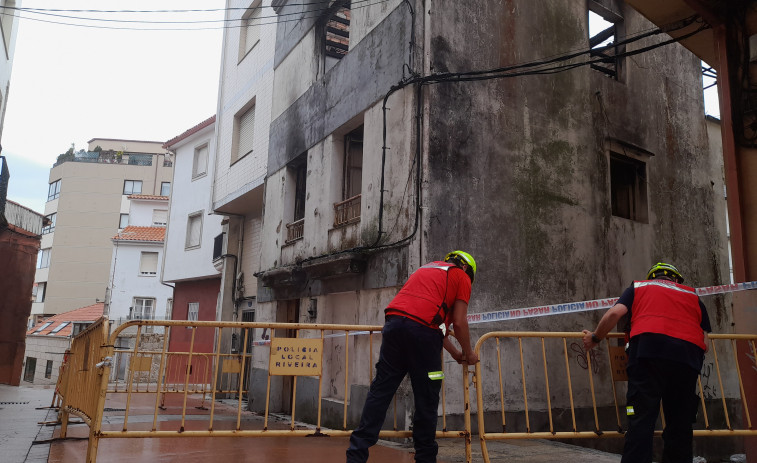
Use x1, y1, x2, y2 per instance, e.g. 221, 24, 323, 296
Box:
247, 281, 757, 345
466, 281, 757, 325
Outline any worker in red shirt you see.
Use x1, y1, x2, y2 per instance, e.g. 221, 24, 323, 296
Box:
583, 262, 711, 463
346, 251, 480, 463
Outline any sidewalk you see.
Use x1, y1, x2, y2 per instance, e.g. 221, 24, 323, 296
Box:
1, 383, 624, 463
0, 384, 57, 463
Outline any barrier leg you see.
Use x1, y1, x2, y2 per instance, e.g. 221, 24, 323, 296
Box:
86, 427, 100, 463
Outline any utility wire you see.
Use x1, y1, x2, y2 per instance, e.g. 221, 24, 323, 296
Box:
0, 0, 384, 30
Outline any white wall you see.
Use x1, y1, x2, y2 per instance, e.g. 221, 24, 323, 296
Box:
163, 122, 224, 282
107, 241, 172, 321
211, 0, 274, 209
128, 198, 168, 227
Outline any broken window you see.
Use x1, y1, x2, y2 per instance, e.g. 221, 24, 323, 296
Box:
334, 125, 363, 227
285, 154, 307, 243
610, 152, 648, 222
325, 1, 350, 66
588, 4, 624, 80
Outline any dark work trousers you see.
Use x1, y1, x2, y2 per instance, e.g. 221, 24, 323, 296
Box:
621, 358, 700, 463
346, 316, 444, 463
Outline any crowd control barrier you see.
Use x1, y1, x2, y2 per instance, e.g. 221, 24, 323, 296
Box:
472, 332, 757, 463
55, 318, 474, 463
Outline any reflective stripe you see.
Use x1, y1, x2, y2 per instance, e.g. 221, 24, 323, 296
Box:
633, 280, 697, 296
626, 406, 635, 416
428, 371, 445, 380
420, 263, 452, 271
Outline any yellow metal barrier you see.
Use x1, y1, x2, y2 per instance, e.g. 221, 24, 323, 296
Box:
473, 332, 757, 463
55, 318, 474, 463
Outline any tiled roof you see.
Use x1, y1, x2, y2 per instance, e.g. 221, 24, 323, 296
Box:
127, 194, 169, 201
113, 226, 165, 242
26, 302, 104, 337
163, 115, 216, 149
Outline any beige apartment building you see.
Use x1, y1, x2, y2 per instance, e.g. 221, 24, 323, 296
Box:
32, 138, 173, 322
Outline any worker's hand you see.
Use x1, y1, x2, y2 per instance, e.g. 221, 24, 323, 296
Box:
462, 351, 479, 365
449, 349, 464, 364
582, 330, 596, 351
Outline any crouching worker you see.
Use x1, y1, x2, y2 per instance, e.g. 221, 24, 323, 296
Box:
582, 262, 711, 463
346, 251, 480, 463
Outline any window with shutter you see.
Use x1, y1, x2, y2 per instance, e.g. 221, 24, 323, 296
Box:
186, 212, 203, 249
139, 252, 159, 276
232, 103, 255, 163
239, 3, 261, 61
193, 144, 208, 178
188, 302, 199, 322
152, 209, 168, 226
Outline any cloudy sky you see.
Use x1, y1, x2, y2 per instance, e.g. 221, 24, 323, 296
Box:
3, 0, 225, 213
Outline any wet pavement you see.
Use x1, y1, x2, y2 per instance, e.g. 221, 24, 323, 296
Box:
2, 383, 626, 462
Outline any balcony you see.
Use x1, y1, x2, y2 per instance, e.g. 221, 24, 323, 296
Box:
285, 219, 304, 244
333, 194, 361, 228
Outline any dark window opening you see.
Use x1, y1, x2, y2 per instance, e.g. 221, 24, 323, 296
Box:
293, 159, 307, 222
23, 357, 36, 383
45, 360, 53, 379
610, 153, 648, 222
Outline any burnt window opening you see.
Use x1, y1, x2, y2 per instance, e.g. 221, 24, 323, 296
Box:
285, 154, 307, 243
334, 125, 363, 228
588, 7, 624, 80
325, 2, 350, 61
610, 152, 648, 223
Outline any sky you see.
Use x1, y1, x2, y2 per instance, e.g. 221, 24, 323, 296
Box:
3, 3, 722, 215
2, 0, 225, 214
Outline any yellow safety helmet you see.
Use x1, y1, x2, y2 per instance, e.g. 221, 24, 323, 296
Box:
444, 250, 477, 282
646, 262, 684, 284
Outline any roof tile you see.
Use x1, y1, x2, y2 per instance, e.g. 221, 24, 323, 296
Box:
26, 303, 104, 337
113, 226, 165, 242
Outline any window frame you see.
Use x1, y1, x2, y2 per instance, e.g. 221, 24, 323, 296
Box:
138, 251, 159, 276
188, 302, 200, 322
119, 213, 129, 229
45, 360, 53, 379
160, 181, 171, 196
231, 100, 256, 164
587, 2, 625, 81
185, 211, 204, 249
607, 141, 651, 223
47, 179, 61, 201
131, 297, 156, 320
37, 248, 51, 269
123, 179, 143, 195
192, 143, 209, 179
35, 282, 46, 303
238, 0, 262, 62
42, 213, 56, 234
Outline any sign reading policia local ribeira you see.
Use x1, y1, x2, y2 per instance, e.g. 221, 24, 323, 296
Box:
269, 338, 323, 376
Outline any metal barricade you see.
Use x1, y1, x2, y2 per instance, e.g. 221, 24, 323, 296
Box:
472, 332, 757, 463
61, 319, 474, 463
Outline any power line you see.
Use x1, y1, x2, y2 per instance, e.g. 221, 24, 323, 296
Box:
1, 0, 380, 30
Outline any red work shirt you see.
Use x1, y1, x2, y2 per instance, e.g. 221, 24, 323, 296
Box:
385, 261, 472, 330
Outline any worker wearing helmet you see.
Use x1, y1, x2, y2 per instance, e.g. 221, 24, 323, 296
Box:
582, 262, 711, 463
346, 251, 480, 463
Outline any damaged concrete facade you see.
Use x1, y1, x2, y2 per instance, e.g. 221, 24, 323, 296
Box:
211, 0, 733, 454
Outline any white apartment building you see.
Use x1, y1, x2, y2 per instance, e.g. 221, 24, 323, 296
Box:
107, 194, 173, 326
0, 0, 21, 140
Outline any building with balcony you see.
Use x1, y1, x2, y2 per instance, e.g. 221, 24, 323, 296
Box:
221, 0, 732, 442
162, 117, 224, 380
32, 139, 173, 322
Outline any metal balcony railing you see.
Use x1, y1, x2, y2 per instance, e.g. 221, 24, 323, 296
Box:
285, 218, 304, 243
333, 194, 361, 227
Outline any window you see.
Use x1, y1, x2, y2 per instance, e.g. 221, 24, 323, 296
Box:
42, 213, 56, 234
33, 321, 52, 333
188, 302, 199, 322
131, 298, 155, 320
325, 2, 350, 61
119, 213, 129, 229
123, 180, 143, 195
285, 154, 307, 243
610, 152, 648, 222
238, 1, 261, 61
335, 125, 363, 227
72, 322, 91, 336
232, 103, 255, 163
139, 252, 159, 276
152, 209, 168, 226
23, 357, 36, 383
166, 298, 173, 319
192, 144, 208, 178
160, 182, 171, 196
45, 360, 53, 379
588, 3, 624, 80
35, 282, 46, 303
50, 322, 69, 334
37, 248, 51, 268
47, 179, 61, 201
186, 212, 203, 249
